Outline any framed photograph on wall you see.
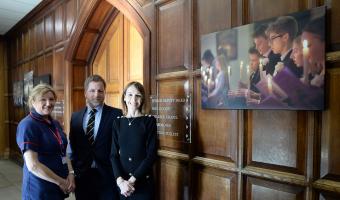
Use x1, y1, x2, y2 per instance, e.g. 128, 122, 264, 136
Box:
200, 6, 325, 110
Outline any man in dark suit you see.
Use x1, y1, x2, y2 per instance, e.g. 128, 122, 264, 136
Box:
252, 24, 281, 75
69, 75, 122, 200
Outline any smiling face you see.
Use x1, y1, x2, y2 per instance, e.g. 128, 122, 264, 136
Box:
85, 81, 105, 108
124, 85, 143, 112
32, 91, 56, 116
253, 36, 270, 55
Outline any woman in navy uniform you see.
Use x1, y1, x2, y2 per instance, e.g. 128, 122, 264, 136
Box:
110, 81, 157, 199
16, 84, 75, 200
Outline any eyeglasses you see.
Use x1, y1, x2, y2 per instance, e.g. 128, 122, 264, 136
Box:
269, 34, 283, 42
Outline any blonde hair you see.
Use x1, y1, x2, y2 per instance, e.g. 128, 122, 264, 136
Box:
28, 84, 56, 109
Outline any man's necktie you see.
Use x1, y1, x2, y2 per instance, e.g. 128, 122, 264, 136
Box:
86, 108, 97, 145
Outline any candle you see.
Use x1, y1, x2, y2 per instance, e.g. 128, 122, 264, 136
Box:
267, 76, 273, 95
228, 66, 231, 77
302, 39, 309, 85
240, 61, 243, 80
246, 65, 250, 87
209, 67, 213, 77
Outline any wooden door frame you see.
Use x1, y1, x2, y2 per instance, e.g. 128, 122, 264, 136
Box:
65, 0, 151, 116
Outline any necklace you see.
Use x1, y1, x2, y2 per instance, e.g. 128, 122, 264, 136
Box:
126, 117, 136, 126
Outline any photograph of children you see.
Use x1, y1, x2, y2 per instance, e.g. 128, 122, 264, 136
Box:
201, 6, 325, 110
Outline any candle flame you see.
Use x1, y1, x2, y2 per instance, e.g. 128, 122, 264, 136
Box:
303, 39, 308, 48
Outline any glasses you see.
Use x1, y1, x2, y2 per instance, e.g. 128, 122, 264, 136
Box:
269, 34, 283, 42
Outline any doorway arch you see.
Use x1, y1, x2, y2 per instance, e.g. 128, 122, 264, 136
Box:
65, 0, 151, 115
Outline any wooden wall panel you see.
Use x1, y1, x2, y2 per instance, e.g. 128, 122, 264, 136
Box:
330, 1, 340, 45
45, 13, 55, 48
29, 27, 36, 56
157, 0, 187, 72
66, 0, 77, 36
320, 67, 340, 179
158, 78, 188, 151
197, 0, 231, 35
193, 166, 237, 200
125, 18, 143, 83
245, 176, 305, 200
246, 111, 307, 173
54, 47, 65, 89
158, 158, 188, 200
249, 0, 303, 22
195, 78, 238, 161
55, 4, 64, 43
36, 20, 44, 52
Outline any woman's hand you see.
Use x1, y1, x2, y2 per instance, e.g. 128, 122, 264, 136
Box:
118, 179, 135, 197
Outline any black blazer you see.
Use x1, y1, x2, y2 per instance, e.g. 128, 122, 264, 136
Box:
250, 69, 260, 93
264, 50, 281, 75
282, 50, 303, 78
69, 104, 122, 177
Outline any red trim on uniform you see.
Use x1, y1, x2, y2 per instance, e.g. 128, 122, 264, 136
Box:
20, 142, 39, 146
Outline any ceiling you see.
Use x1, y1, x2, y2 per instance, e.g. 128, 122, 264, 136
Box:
0, 0, 42, 35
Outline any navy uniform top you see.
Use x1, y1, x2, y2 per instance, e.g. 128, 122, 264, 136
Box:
110, 115, 157, 181
16, 109, 68, 200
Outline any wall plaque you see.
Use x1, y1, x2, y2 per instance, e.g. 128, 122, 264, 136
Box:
151, 95, 191, 143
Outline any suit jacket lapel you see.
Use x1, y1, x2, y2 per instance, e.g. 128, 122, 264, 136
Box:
76, 108, 87, 136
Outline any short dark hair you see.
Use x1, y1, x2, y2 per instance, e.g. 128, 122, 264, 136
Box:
84, 74, 106, 91
248, 46, 260, 57
303, 16, 325, 41
121, 81, 145, 115
266, 16, 298, 42
252, 24, 268, 39
202, 49, 215, 65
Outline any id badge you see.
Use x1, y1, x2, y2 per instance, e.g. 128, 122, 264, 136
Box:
61, 156, 67, 165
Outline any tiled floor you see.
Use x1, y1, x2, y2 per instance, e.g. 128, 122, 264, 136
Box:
0, 159, 75, 200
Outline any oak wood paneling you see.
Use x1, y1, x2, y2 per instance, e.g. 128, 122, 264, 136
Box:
36, 19, 44, 52
195, 78, 238, 162
157, 0, 187, 72
158, 158, 188, 200
320, 67, 340, 180
246, 110, 307, 174
193, 166, 237, 200
158, 78, 188, 152
197, 0, 231, 35
249, 0, 303, 22
245, 176, 305, 200
75, 32, 97, 60
87, 0, 113, 30
54, 47, 65, 89
45, 13, 55, 48
55, 4, 64, 43
66, 0, 77, 36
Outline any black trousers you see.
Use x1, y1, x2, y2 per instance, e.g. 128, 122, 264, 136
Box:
75, 168, 118, 200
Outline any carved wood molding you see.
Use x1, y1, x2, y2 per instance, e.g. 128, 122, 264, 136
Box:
242, 166, 306, 186
313, 179, 340, 193
156, 70, 189, 80
158, 149, 189, 161
192, 156, 237, 172
326, 51, 340, 63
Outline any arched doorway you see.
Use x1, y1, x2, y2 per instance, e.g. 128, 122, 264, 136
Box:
65, 0, 151, 119
93, 12, 144, 108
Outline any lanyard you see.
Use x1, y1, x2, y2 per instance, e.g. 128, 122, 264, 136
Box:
29, 112, 65, 156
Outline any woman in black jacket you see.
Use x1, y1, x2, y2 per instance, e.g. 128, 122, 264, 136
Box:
110, 81, 157, 200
